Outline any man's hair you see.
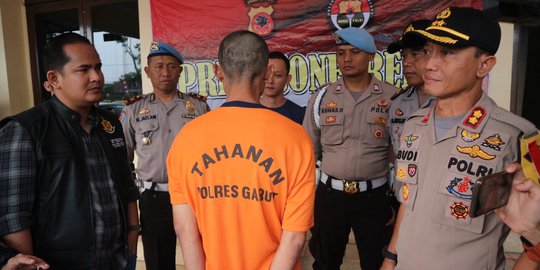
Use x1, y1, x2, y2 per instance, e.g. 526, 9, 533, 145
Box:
43, 32, 92, 73
218, 30, 269, 81
269, 51, 290, 73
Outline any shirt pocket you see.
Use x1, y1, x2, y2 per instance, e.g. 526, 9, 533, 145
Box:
365, 113, 389, 146
135, 120, 159, 135
320, 114, 344, 145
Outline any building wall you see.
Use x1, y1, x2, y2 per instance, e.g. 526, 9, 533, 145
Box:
0, 1, 519, 118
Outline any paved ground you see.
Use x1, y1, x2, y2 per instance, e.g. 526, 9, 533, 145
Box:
134, 231, 523, 269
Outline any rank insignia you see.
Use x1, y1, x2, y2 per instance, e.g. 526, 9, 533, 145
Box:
395, 108, 404, 116
408, 164, 417, 177
373, 117, 387, 126
185, 100, 195, 112
446, 176, 475, 199
396, 165, 407, 180
456, 145, 496, 160
335, 84, 343, 93
377, 98, 388, 108
481, 133, 505, 151
373, 128, 385, 139
402, 183, 410, 202
403, 134, 418, 148
100, 117, 115, 134
463, 106, 486, 129
461, 129, 480, 142
373, 84, 382, 93
139, 108, 150, 115
326, 101, 337, 108
325, 116, 336, 124
450, 201, 469, 220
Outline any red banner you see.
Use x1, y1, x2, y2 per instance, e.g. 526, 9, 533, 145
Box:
151, 0, 482, 108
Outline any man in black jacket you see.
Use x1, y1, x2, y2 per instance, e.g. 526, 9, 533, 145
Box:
0, 33, 140, 269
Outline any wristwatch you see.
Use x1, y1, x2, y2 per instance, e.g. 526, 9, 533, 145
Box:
127, 224, 142, 235
382, 245, 398, 262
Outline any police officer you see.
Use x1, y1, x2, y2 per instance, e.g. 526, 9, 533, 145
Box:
121, 41, 210, 270
380, 7, 538, 270
304, 27, 398, 270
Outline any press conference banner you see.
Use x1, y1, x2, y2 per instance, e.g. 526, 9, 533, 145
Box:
151, 0, 482, 109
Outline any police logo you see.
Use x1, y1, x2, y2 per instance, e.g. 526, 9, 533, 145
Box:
395, 108, 404, 116
450, 201, 469, 220
456, 145, 496, 160
373, 84, 382, 94
401, 183, 410, 202
408, 164, 417, 177
335, 84, 343, 93
373, 117, 387, 126
461, 129, 480, 142
327, 0, 374, 30
403, 134, 418, 148
436, 7, 452, 19
247, 0, 275, 38
326, 101, 337, 108
463, 106, 486, 129
100, 117, 115, 134
139, 108, 150, 115
446, 176, 475, 199
150, 41, 159, 51
377, 98, 388, 108
373, 128, 385, 139
326, 116, 336, 124
481, 133, 505, 151
185, 100, 195, 113
396, 164, 407, 180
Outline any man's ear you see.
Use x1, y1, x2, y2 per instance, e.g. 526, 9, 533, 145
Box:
213, 64, 224, 82
477, 55, 496, 78
144, 66, 150, 78
46, 70, 60, 89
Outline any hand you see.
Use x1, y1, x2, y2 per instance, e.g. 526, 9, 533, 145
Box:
2, 254, 49, 270
380, 258, 397, 270
495, 163, 540, 244
127, 231, 139, 256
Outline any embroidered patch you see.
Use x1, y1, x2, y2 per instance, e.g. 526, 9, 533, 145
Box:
446, 176, 475, 199
326, 116, 336, 124
396, 165, 407, 180
481, 133, 505, 151
449, 201, 469, 220
403, 134, 419, 148
100, 117, 115, 134
463, 106, 486, 129
326, 101, 337, 108
377, 98, 388, 108
119, 111, 126, 123
408, 164, 417, 177
373, 128, 385, 139
402, 183, 410, 202
139, 108, 150, 115
185, 100, 195, 112
373, 84, 382, 93
335, 84, 343, 93
395, 108, 404, 116
461, 129, 480, 142
373, 117, 387, 126
456, 145, 496, 160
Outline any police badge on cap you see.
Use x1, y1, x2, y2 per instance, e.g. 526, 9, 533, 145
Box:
148, 41, 184, 64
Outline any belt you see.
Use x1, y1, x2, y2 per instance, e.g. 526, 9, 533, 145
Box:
142, 181, 168, 192
320, 171, 387, 193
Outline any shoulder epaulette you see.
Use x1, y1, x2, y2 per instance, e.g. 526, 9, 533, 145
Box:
390, 87, 408, 100
187, 92, 208, 102
492, 107, 538, 137
123, 94, 145, 106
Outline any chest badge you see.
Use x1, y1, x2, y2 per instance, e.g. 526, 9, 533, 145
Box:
482, 133, 505, 151
377, 98, 388, 108
139, 108, 150, 115
450, 201, 469, 220
100, 117, 115, 134
446, 176, 475, 199
403, 134, 418, 148
408, 164, 417, 177
396, 165, 407, 180
456, 145, 496, 160
373, 117, 387, 126
325, 116, 336, 124
141, 137, 152, 145
395, 108, 404, 116
401, 183, 410, 202
185, 100, 195, 113
373, 128, 385, 139
461, 129, 480, 142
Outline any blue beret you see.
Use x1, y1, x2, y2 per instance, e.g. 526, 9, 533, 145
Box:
148, 41, 183, 64
334, 28, 377, 54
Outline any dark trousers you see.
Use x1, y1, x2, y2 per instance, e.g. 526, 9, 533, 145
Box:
139, 189, 176, 270
309, 183, 392, 270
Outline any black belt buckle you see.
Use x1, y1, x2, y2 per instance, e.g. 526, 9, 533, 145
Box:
342, 180, 359, 194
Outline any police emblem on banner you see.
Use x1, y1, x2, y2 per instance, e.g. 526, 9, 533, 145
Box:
246, 0, 275, 38
327, 0, 374, 30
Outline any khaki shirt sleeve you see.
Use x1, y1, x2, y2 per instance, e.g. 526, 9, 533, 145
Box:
121, 105, 136, 163
303, 92, 322, 160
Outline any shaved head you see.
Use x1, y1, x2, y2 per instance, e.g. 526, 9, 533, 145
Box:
218, 30, 269, 82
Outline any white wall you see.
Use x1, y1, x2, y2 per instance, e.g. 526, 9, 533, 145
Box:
489, 22, 515, 111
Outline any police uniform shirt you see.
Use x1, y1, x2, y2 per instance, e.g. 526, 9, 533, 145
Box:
389, 86, 436, 154
121, 92, 209, 184
304, 77, 398, 180
394, 93, 537, 270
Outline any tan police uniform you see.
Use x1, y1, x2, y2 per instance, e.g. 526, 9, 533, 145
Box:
394, 93, 537, 270
122, 92, 209, 188
304, 76, 398, 269
389, 86, 436, 154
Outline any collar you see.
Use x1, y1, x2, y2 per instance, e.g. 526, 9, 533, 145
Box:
148, 91, 184, 103
49, 95, 98, 127
221, 101, 266, 109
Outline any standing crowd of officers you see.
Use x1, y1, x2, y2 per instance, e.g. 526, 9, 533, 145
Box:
1, 5, 540, 270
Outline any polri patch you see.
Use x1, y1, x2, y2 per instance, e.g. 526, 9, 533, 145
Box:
446, 176, 475, 199
449, 201, 469, 220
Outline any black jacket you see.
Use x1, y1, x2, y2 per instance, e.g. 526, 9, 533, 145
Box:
0, 96, 139, 269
